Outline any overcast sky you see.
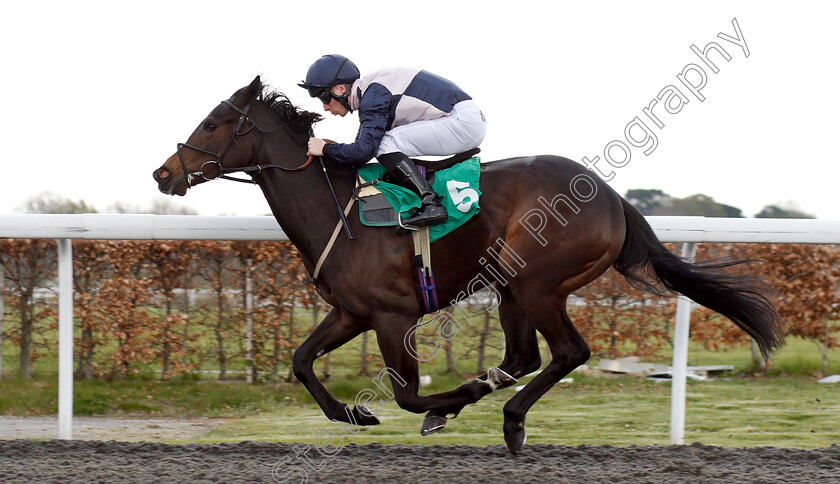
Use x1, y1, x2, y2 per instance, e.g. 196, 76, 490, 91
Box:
2, 1, 838, 218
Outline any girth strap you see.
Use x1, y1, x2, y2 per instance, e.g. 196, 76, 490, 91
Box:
310, 180, 441, 315
412, 227, 439, 313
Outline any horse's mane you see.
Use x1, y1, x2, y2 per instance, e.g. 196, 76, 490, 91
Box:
255, 83, 360, 174
256, 83, 323, 141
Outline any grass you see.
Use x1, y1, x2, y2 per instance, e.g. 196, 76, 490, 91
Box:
682, 338, 840, 376
0, 374, 310, 417
2, 311, 839, 449
2, 366, 837, 449
195, 374, 840, 449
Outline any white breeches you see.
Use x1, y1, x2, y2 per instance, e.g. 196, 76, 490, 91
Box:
376, 100, 487, 157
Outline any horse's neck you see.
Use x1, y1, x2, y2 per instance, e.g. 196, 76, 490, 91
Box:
256, 148, 355, 276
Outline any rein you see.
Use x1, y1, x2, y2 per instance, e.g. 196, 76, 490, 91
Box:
174, 97, 355, 286
208, 155, 316, 184
175, 99, 314, 187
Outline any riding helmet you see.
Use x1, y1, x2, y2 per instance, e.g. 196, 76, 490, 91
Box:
298, 54, 360, 93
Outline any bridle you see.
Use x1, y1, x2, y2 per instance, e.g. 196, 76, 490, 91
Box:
174, 98, 315, 189
172, 95, 357, 277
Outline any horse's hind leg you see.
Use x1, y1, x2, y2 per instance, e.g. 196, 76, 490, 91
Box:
495, 285, 543, 379
422, 284, 542, 434
370, 312, 502, 416
502, 295, 590, 454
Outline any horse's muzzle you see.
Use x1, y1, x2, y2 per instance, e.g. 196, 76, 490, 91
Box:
153, 166, 170, 183
153, 165, 187, 196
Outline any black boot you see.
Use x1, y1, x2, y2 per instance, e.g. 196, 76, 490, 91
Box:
388, 158, 448, 228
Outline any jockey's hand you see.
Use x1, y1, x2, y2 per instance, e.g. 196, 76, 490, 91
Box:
307, 138, 327, 157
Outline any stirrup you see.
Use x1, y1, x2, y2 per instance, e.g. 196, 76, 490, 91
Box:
403, 201, 447, 227
397, 215, 421, 232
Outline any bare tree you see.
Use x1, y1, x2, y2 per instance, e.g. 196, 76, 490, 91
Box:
0, 240, 56, 379
18, 191, 96, 214
148, 197, 199, 215
105, 197, 199, 215
0, 266, 4, 381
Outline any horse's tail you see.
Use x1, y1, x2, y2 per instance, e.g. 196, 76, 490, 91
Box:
613, 198, 783, 359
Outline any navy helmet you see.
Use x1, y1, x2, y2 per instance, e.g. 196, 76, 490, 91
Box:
299, 54, 360, 99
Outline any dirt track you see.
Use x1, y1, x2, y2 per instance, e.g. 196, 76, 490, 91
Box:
1, 440, 838, 483
0, 416, 224, 441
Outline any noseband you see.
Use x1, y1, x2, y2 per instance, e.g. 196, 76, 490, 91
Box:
175, 99, 314, 188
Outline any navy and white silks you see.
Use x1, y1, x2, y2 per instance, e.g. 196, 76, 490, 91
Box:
322, 67, 487, 166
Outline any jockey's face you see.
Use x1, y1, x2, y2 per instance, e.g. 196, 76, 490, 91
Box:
323, 97, 348, 116
323, 85, 349, 117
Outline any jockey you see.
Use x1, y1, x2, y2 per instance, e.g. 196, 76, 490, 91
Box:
299, 54, 487, 229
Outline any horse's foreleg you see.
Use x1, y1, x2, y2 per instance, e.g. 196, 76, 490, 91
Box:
423, 285, 542, 434
292, 307, 379, 426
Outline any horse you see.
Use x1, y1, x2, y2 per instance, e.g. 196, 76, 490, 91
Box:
153, 76, 783, 454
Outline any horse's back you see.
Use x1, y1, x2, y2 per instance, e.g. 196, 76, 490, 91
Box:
479, 154, 624, 227
476, 155, 627, 293
480, 154, 604, 187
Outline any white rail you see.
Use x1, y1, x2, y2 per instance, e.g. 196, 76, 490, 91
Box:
1, 213, 839, 242
0, 214, 288, 241
1, 214, 839, 443
647, 216, 840, 244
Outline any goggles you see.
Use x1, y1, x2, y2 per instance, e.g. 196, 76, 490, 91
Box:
307, 86, 334, 105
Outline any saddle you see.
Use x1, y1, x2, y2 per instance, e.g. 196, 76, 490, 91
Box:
356, 148, 482, 314
358, 148, 481, 227
411, 147, 481, 171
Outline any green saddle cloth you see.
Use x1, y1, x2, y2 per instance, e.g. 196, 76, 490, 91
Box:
357, 157, 482, 242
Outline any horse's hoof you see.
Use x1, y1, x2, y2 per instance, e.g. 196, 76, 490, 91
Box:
350, 404, 381, 426
503, 419, 526, 455
487, 367, 518, 390
421, 413, 447, 436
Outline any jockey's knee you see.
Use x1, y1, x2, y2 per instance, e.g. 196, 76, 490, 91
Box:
376, 151, 408, 171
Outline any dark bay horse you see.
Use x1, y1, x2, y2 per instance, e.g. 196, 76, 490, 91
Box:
153, 76, 783, 453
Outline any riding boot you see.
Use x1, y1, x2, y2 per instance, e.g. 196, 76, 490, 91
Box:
387, 158, 448, 228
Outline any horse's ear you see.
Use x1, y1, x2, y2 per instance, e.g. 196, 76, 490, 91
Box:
231, 75, 262, 105
246, 75, 261, 99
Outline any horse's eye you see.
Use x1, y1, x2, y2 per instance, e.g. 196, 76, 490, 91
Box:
204, 121, 217, 132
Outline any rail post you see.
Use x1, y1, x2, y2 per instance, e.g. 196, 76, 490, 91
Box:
670, 241, 697, 444
57, 239, 74, 440
245, 257, 254, 384
0, 266, 4, 381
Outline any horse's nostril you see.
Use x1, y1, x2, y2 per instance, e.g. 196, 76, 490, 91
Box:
156, 168, 171, 180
